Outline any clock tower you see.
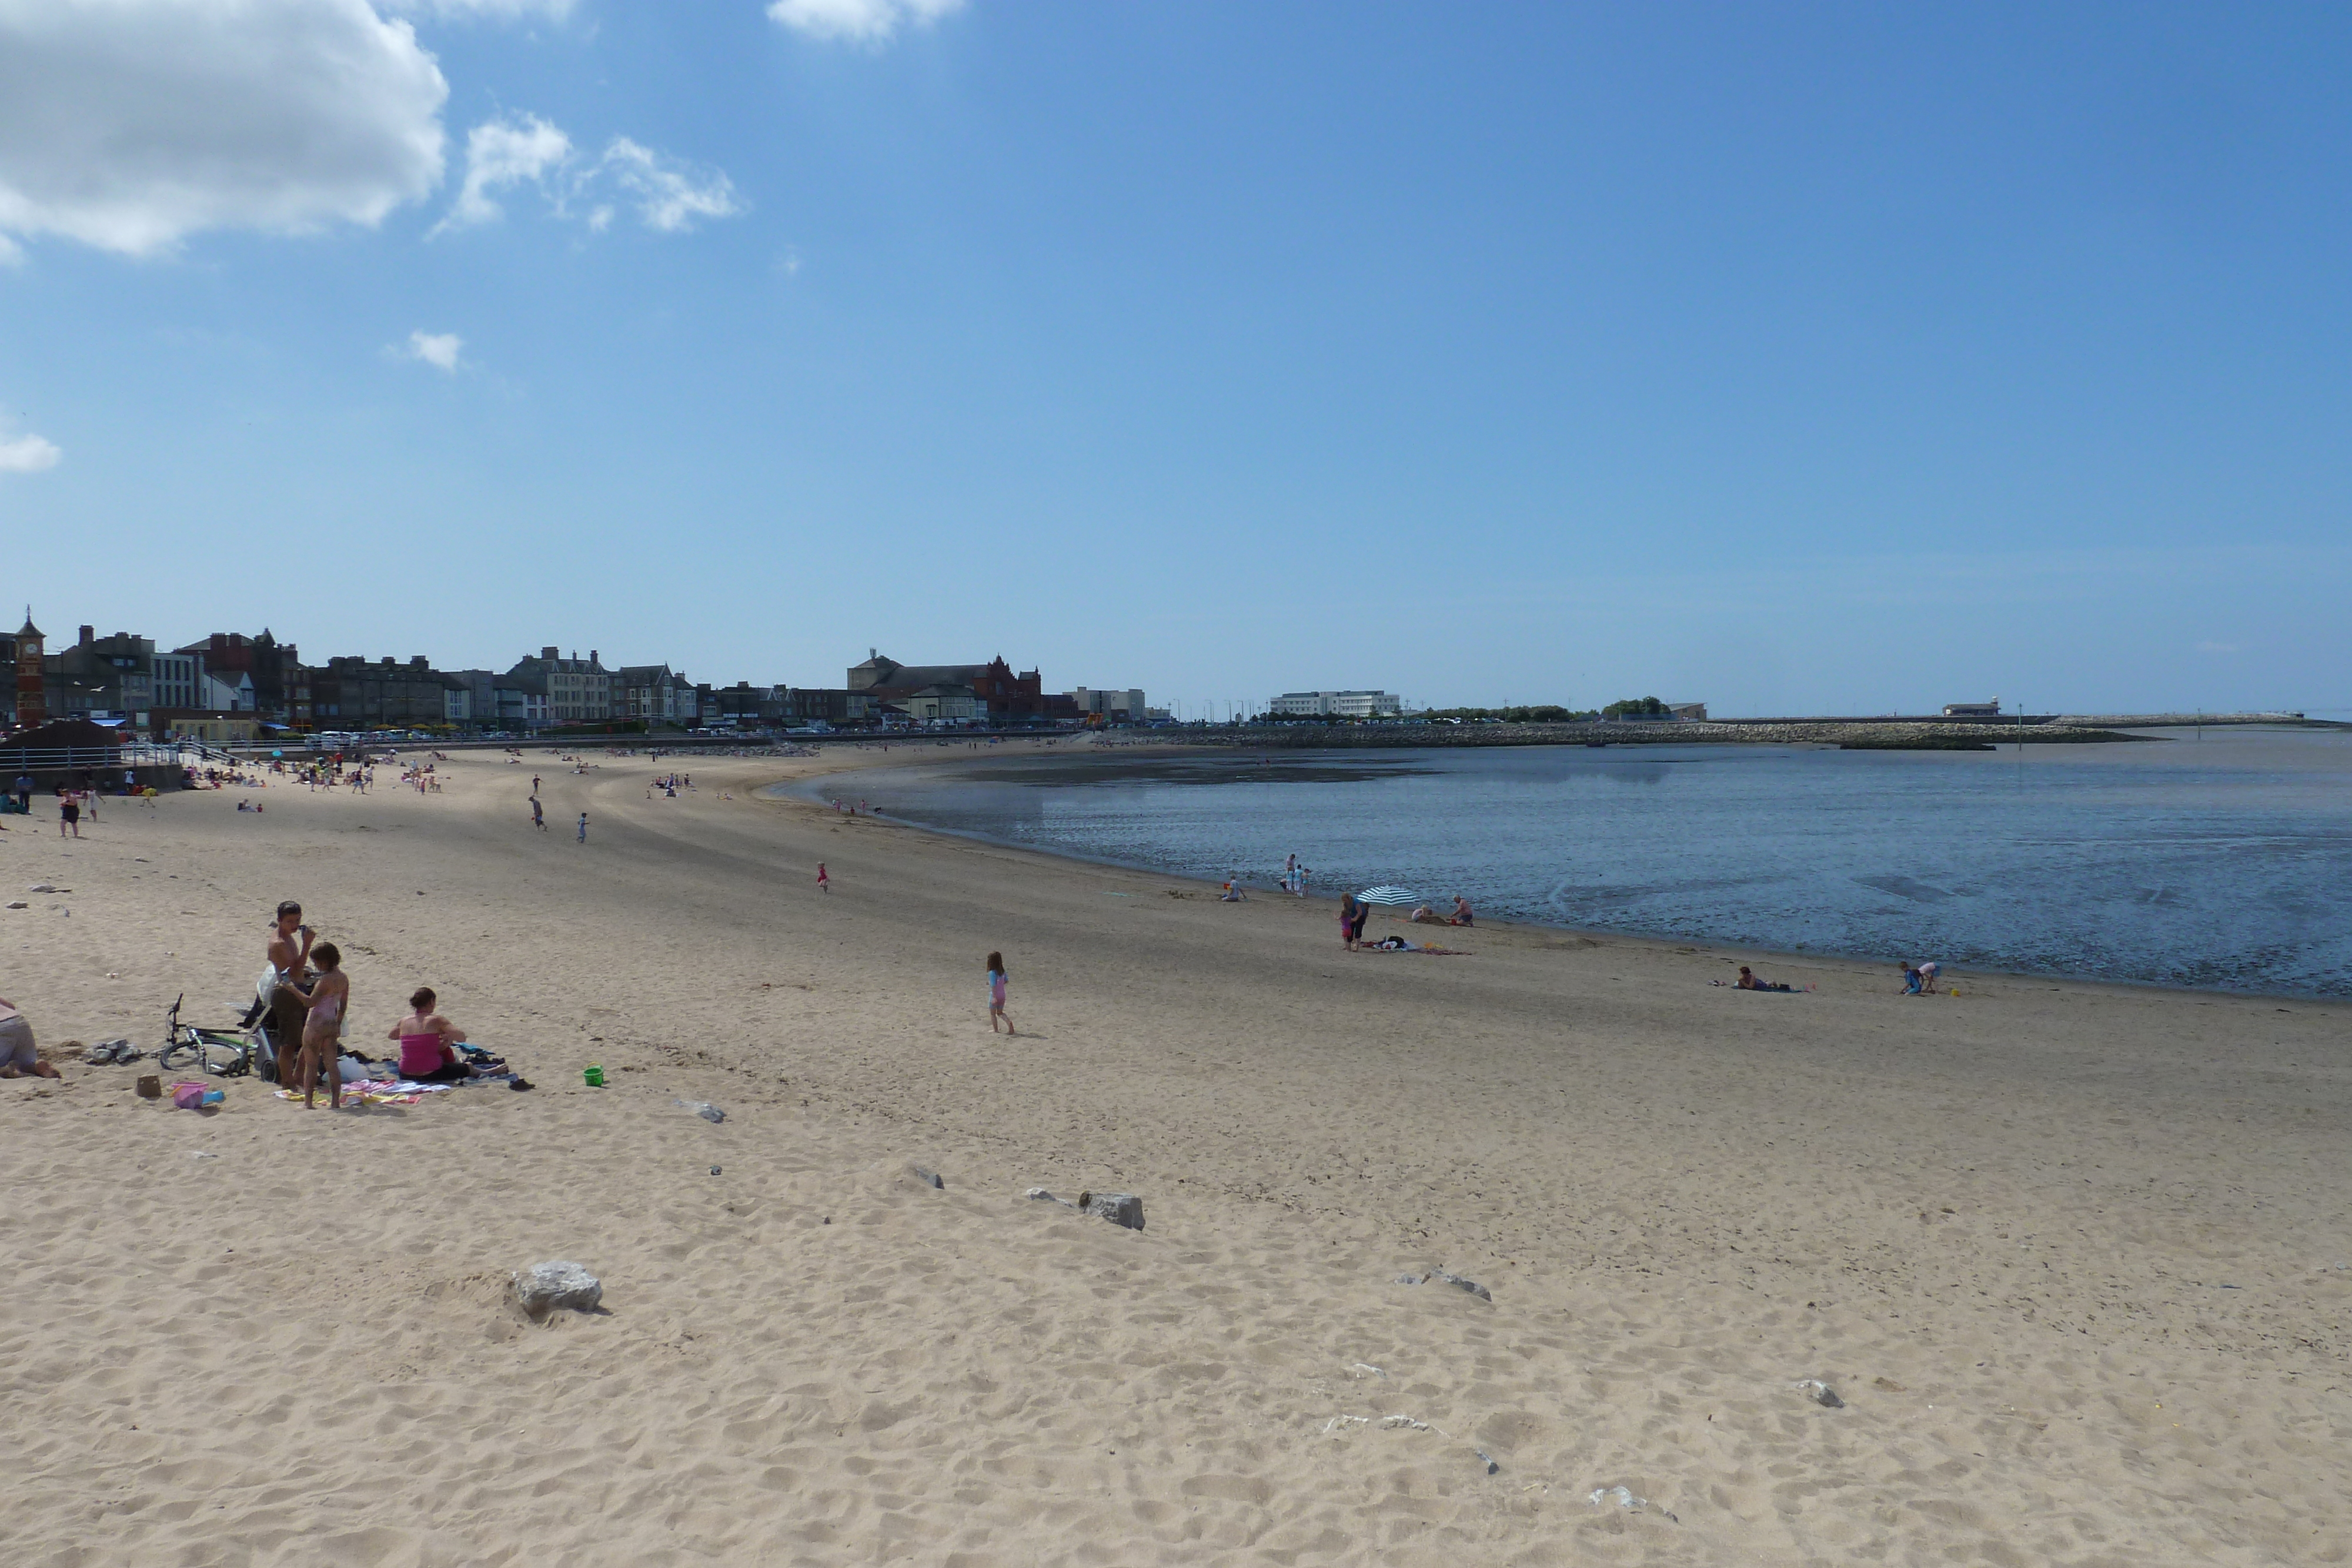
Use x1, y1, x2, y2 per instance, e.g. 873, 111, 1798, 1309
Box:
15, 611, 45, 730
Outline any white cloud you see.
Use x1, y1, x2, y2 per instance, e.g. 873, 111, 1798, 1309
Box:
768, 0, 963, 44
380, 0, 573, 18
0, 0, 447, 258
399, 330, 463, 371
436, 112, 572, 232
598, 138, 739, 232
436, 112, 740, 235
0, 431, 61, 473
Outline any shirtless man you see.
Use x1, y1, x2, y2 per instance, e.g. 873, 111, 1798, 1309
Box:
264, 901, 315, 1083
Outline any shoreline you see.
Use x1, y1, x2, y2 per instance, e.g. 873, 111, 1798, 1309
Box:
765, 740, 2351, 1005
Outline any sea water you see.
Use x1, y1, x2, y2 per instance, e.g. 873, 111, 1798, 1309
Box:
813, 728, 2352, 997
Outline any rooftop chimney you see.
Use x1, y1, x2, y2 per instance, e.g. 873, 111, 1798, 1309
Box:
79, 624, 94, 646
590, 650, 598, 665
542, 646, 559, 660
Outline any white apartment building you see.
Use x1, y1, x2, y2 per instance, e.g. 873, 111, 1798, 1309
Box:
1068, 686, 1147, 720
1268, 690, 1402, 718
151, 651, 201, 711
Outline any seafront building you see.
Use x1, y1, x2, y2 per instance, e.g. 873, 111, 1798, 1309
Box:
848, 650, 1046, 723
5, 614, 44, 728
1267, 690, 1402, 718
310, 656, 472, 731
497, 648, 613, 726
177, 631, 310, 728
42, 626, 157, 721
1067, 687, 1148, 721
614, 664, 700, 726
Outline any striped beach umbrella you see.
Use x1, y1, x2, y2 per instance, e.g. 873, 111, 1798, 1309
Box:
1357, 885, 1421, 905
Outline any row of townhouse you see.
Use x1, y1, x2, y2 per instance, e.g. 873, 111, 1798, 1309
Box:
0, 616, 726, 738
6, 609, 1143, 740
486, 649, 699, 728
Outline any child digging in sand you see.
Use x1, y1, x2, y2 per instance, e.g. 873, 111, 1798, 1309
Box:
986, 951, 1014, 1035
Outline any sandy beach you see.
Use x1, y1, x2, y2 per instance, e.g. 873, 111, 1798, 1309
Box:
3, 743, 2346, 1567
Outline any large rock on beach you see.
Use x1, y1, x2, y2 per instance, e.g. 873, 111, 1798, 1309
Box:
514, 1261, 603, 1317
1077, 1191, 1144, 1230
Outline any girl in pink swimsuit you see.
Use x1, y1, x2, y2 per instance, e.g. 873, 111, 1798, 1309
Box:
283, 942, 349, 1109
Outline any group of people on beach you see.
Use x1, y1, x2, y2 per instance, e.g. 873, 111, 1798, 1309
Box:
1719, 959, 1939, 993
1335, 891, 1473, 948
260, 901, 478, 1109
522, 775, 587, 841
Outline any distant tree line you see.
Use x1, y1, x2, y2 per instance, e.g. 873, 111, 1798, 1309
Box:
1248, 697, 1675, 724
1418, 704, 1596, 724
1414, 696, 1672, 723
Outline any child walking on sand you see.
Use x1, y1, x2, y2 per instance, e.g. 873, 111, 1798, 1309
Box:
817, 862, 830, 893
986, 951, 1014, 1034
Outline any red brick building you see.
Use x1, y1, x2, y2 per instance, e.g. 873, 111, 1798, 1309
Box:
846, 651, 1044, 720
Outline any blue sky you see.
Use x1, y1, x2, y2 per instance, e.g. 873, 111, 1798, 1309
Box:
3, 1, 2348, 717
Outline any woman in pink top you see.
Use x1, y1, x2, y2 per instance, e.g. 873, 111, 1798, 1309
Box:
387, 985, 470, 1083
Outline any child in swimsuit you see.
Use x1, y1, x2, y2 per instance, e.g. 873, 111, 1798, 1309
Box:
284, 941, 349, 1109
986, 952, 1014, 1035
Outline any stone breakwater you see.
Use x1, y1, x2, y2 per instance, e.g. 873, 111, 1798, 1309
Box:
1203, 720, 2152, 750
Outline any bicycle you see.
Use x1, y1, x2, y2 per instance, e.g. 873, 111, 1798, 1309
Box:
156, 993, 269, 1078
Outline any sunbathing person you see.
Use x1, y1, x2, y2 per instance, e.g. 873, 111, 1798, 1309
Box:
1733, 964, 1796, 992
389, 987, 472, 1083
0, 995, 61, 1079
1364, 935, 1465, 954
